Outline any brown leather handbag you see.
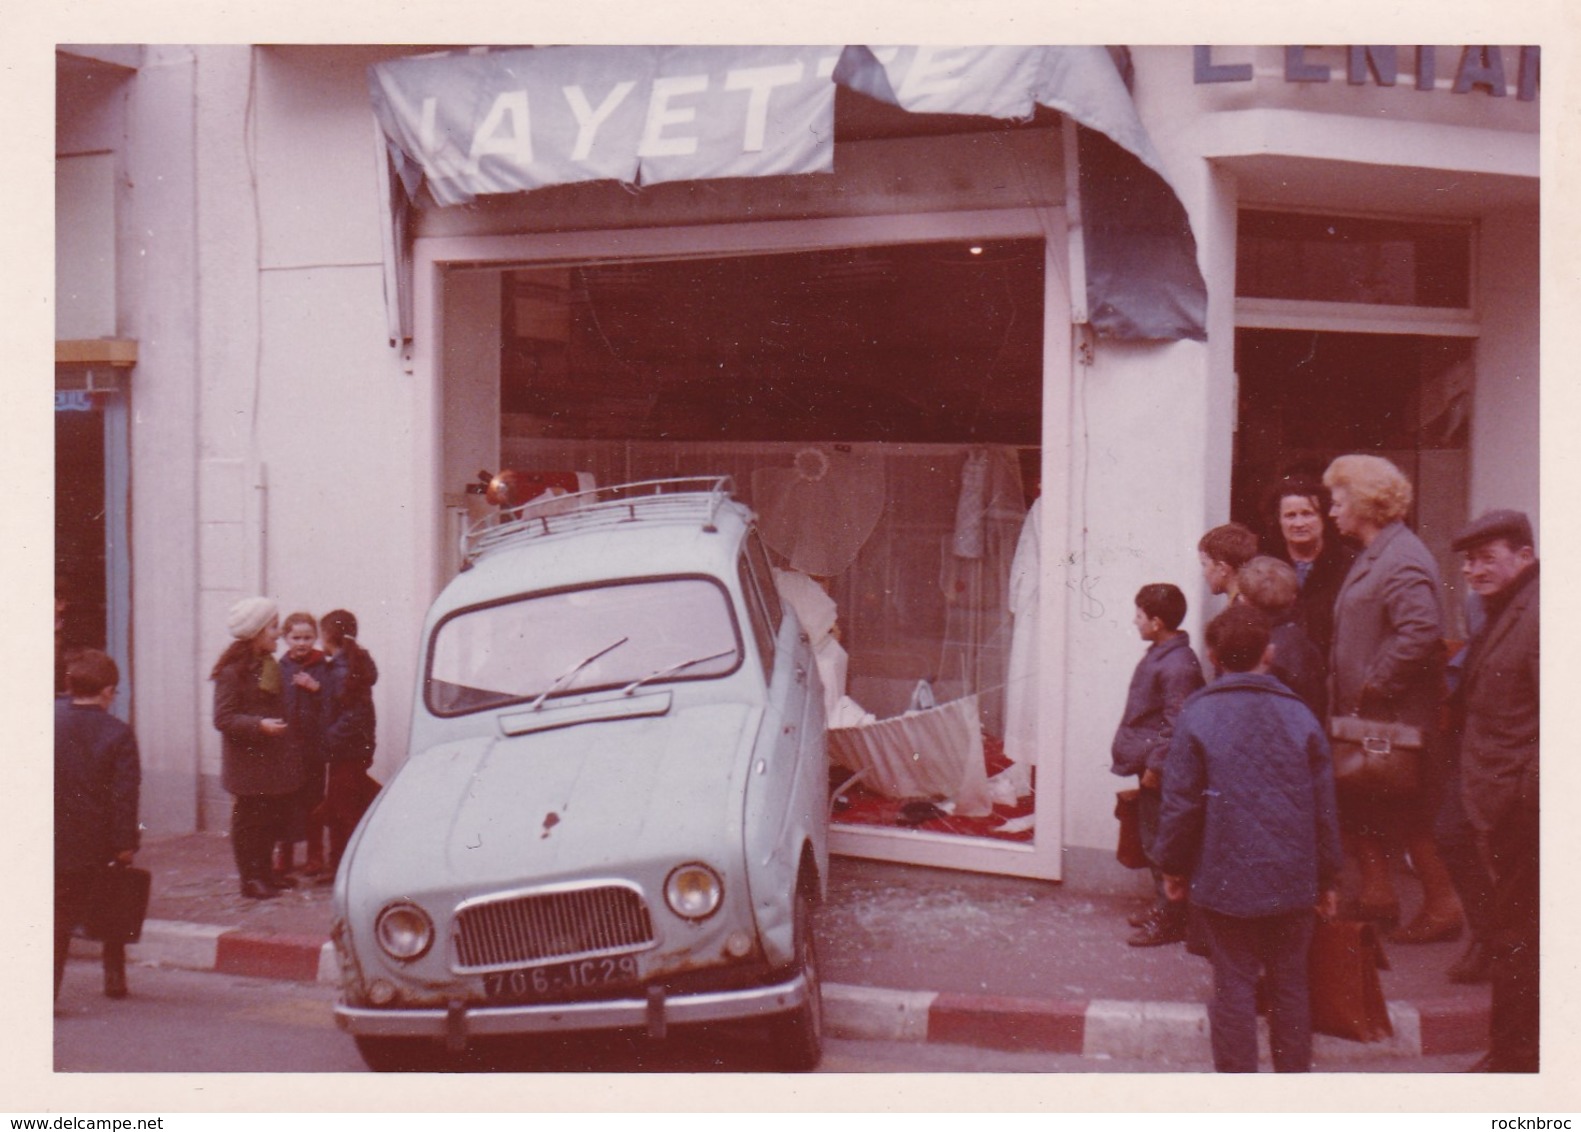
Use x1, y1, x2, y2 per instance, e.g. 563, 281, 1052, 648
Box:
1309, 917, 1393, 1042
1328, 715, 1422, 796
1115, 789, 1148, 869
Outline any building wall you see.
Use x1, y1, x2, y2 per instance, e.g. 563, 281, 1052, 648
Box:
1471, 206, 1541, 540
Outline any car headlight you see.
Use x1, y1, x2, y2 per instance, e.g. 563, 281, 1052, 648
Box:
664, 863, 723, 920
375, 902, 435, 961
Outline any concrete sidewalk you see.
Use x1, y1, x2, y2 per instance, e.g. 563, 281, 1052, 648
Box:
73, 832, 1490, 1066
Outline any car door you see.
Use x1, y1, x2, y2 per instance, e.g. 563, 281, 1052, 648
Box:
737, 536, 812, 964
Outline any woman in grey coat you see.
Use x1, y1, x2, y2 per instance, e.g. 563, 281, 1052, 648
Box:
212, 597, 303, 899
1324, 455, 1461, 942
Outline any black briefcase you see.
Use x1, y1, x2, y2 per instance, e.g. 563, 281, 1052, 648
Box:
86, 864, 151, 945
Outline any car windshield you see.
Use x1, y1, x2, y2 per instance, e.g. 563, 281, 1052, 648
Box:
427, 576, 742, 716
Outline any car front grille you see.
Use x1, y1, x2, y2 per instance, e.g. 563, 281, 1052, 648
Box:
452, 884, 656, 971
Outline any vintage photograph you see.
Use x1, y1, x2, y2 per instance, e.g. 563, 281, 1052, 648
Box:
44, 35, 1549, 1107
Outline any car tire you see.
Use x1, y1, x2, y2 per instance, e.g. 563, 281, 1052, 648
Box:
354, 1034, 449, 1073
769, 888, 823, 1071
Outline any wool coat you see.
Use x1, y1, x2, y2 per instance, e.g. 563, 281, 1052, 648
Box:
1328, 521, 1445, 733
1458, 565, 1539, 834
55, 700, 141, 873
214, 655, 304, 797
1280, 535, 1357, 659
1110, 632, 1206, 777
280, 649, 329, 770
323, 648, 379, 765
1153, 673, 1344, 919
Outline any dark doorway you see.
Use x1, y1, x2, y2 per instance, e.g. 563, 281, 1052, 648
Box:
55, 396, 109, 692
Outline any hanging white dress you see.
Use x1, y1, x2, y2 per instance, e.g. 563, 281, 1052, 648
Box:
999, 495, 1042, 797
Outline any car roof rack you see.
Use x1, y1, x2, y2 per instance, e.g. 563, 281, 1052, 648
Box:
462, 475, 739, 565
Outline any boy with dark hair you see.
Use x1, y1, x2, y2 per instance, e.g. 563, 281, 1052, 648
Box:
1153, 605, 1343, 1072
55, 649, 142, 1000
1111, 583, 1205, 946
1198, 523, 1260, 602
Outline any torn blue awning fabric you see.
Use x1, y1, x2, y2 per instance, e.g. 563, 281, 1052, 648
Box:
368, 45, 1206, 343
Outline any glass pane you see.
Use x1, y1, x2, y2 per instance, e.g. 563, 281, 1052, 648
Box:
428, 577, 741, 715
1237, 211, 1471, 308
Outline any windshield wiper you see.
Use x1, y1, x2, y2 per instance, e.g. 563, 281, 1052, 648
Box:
529, 636, 629, 711
621, 649, 736, 697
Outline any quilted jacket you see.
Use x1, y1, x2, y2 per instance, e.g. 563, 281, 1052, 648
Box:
1153, 672, 1343, 918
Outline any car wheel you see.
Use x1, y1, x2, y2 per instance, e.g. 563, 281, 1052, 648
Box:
769, 888, 823, 1071
354, 1035, 450, 1072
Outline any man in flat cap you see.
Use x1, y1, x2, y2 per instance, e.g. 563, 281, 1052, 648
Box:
1450, 510, 1539, 1072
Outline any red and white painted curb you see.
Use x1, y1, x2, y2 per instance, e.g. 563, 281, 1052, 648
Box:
79, 919, 1485, 1062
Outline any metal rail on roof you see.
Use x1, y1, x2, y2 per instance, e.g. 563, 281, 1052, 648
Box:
461, 476, 739, 565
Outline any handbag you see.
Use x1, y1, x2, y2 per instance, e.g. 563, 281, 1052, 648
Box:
1308, 917, 1393, 1042
86, 864, 151, 945
1328, 714, 1422, 795
1114, 788, 1148, 870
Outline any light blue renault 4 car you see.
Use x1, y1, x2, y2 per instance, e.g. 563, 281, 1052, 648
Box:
332, 478, 830, 1070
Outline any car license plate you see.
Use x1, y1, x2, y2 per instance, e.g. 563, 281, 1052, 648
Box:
482, 955, 641, 1003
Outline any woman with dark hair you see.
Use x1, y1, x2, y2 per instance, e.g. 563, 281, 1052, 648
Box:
1324, 455, 1461, 943
315, 609, 381, 874
212, 597, 303, 899
1263, 472, 1356, 658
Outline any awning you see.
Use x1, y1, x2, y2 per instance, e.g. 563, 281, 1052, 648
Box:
369, 45, 1207, 343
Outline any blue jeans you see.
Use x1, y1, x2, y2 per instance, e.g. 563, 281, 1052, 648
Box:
1201, 907, 1315, 1072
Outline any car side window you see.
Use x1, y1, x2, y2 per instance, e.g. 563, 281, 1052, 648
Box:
738, 554, 776, 675
745, 530, 783, 631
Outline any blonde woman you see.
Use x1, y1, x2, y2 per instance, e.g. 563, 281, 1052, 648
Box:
1323, 455, 1460, 942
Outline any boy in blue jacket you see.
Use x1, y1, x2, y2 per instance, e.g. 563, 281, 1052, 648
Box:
1110, 583, 1205, 946
1153, 604, 1343, 1072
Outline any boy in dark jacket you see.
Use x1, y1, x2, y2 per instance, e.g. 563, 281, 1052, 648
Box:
1110, 583, 1205, 946
1153, 605, 1343, 1072
55, 650, 141, 1000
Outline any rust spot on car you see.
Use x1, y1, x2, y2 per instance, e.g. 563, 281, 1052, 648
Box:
541, 811, 560, 838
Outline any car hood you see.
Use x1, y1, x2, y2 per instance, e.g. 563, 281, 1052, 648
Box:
349, 700, 761, 895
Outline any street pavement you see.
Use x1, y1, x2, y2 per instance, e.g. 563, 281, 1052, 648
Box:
65, 831, 1493, 1070
52, 963, 1477, 1075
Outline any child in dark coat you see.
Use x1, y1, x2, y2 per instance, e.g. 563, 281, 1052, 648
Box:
1110, 583, 1206, 946
1153, 605, 1343, 1072
277, 611, 330, 877
55, 650, 141, 999
314, 609, 381, 873
1236, 556, 1327, 720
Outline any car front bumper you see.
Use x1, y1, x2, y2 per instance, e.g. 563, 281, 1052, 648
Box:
335, 970, 810, 1042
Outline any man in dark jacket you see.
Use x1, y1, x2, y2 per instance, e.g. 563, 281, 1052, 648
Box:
1154, 606, 1343, 1072
1451, 510, 1539, 1072
55, 650, 141, 999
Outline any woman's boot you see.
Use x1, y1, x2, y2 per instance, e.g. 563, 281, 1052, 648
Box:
1391, 834, 1466, 944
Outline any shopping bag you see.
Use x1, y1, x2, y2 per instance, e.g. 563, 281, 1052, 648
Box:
1309, 917, 1393, 1042
86, 864, 151, 945
1328, 715, 1421, 796
1115, 789, 1148, 869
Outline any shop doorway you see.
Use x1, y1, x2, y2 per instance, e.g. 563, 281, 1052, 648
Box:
437, 216, 1066, 878
56, 394, 107, 691
1231, 328, 1474, 633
